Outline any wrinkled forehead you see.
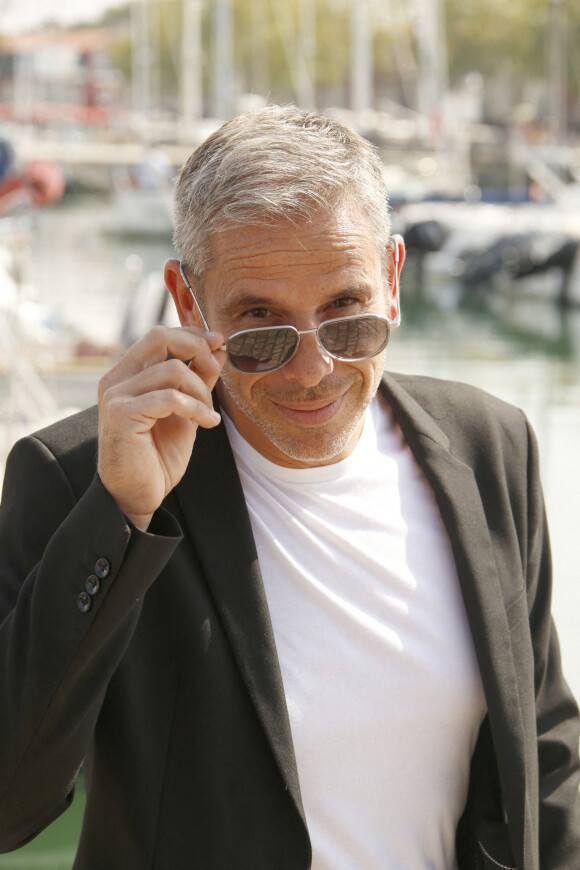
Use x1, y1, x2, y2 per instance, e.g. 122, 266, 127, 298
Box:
199, 204, 387, 294
210, 208, 381, 283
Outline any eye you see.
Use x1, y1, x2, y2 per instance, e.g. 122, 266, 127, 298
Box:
243, 307, 273, 320
329, 296, 358, 311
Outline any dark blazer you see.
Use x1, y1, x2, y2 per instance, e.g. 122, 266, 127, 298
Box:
0, 373, 578, 869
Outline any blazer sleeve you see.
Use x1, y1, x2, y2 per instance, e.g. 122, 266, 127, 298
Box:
524, 417, 580, 867
0, 433, 182, 852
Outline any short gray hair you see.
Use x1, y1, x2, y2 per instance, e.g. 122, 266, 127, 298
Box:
173, 104, 391, 283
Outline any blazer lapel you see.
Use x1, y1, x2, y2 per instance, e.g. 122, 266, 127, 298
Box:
381, 375, 529, 867
167, 376, 531, 865
169, 421, 307, 827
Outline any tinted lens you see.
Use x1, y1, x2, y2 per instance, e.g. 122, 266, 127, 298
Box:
226, 326, 298, 373
318, 315, 390, 360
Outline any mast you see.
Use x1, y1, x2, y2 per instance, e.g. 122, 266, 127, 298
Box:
250, 0, 269, 98
270, 0, 315, 109
415, 0, 448, 139
350, 0, 373, 117
548, 0, 567, 142
214, 0, 233, 119
181, 0, 203, 133
298, 0, 316, 109
131, 0, 151, 126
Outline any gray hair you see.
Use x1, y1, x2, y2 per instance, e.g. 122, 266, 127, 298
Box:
173, 104, 391, 284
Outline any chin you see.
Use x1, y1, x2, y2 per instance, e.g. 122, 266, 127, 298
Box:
261, 419, 363, 465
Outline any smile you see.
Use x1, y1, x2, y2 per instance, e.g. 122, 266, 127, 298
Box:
271, 394, 346, 426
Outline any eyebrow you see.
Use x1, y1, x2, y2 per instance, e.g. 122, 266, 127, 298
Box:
222, 294, 278, 310
328, 285, 376, 302
221, 284, 377, 313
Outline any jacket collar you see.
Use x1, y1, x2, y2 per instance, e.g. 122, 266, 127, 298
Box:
381, 373, 528, 867
171, 417, 308, 829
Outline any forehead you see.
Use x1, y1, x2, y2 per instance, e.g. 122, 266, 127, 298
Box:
204, 205, 382, 299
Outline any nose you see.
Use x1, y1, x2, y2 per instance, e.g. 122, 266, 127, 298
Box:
281, 329, 334, 387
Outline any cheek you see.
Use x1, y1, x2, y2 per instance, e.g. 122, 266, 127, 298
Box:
352, 356, 383, 387
219, 366, 266, 403
373, 355, 385, 380
362, 355, 387, 399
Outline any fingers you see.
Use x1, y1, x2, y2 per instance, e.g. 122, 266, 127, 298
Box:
99, 325, 224, 398
96, 326, 229, 527
99, 327, 225, 434
109, 356, 215, 409
105, 385, 221, 432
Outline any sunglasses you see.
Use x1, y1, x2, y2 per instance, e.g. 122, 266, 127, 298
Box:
179, 262, 399, 374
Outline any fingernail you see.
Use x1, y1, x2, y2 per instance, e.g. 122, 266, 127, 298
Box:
210, 410, 221, 424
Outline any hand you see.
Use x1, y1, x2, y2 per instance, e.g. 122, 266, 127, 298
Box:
97, 325, 225, 530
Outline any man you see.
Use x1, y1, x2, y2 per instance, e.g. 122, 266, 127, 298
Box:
0, 105, 578, 869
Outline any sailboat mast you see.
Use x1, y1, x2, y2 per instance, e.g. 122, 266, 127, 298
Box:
548, 0, 567, 142
181, 0, 203, 132
351, 0, 373, 117
131, 0, 150, 124
214, 0, 233, 119
415, 0, 448, 139
298, 0, 316, 109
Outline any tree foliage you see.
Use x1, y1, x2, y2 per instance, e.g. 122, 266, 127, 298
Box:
445, 0, 579, 103
445, 0, 546, 79
102, 0, 579, 118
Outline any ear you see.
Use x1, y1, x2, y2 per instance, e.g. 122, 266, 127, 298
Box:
164, 258, 204, 328
386, 234, 405, 325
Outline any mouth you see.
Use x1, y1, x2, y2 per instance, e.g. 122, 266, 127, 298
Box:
271, 393, 346, 426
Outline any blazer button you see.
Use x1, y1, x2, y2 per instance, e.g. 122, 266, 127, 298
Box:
94, 558, 110, 579
77, 591, 92, 613
86, 574, 100, 596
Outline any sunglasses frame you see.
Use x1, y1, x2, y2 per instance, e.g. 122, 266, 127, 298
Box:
178, 257, 400, 374
219, 314, 393, 373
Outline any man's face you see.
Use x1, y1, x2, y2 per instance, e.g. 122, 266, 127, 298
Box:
196, 205, 399, 468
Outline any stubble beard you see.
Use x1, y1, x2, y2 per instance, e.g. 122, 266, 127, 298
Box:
218, 365, 384, 464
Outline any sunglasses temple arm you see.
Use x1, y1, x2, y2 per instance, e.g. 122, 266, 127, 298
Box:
193, 296, 213, 334
390, 241, 402, 328
179, 262, 214, 333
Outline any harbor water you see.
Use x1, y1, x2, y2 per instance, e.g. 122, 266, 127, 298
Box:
2, 191, 580, 709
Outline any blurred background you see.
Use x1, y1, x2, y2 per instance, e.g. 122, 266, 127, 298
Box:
0, 0, 579, 866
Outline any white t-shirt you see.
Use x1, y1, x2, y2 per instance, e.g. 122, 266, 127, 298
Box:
224, 397, 486, 870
